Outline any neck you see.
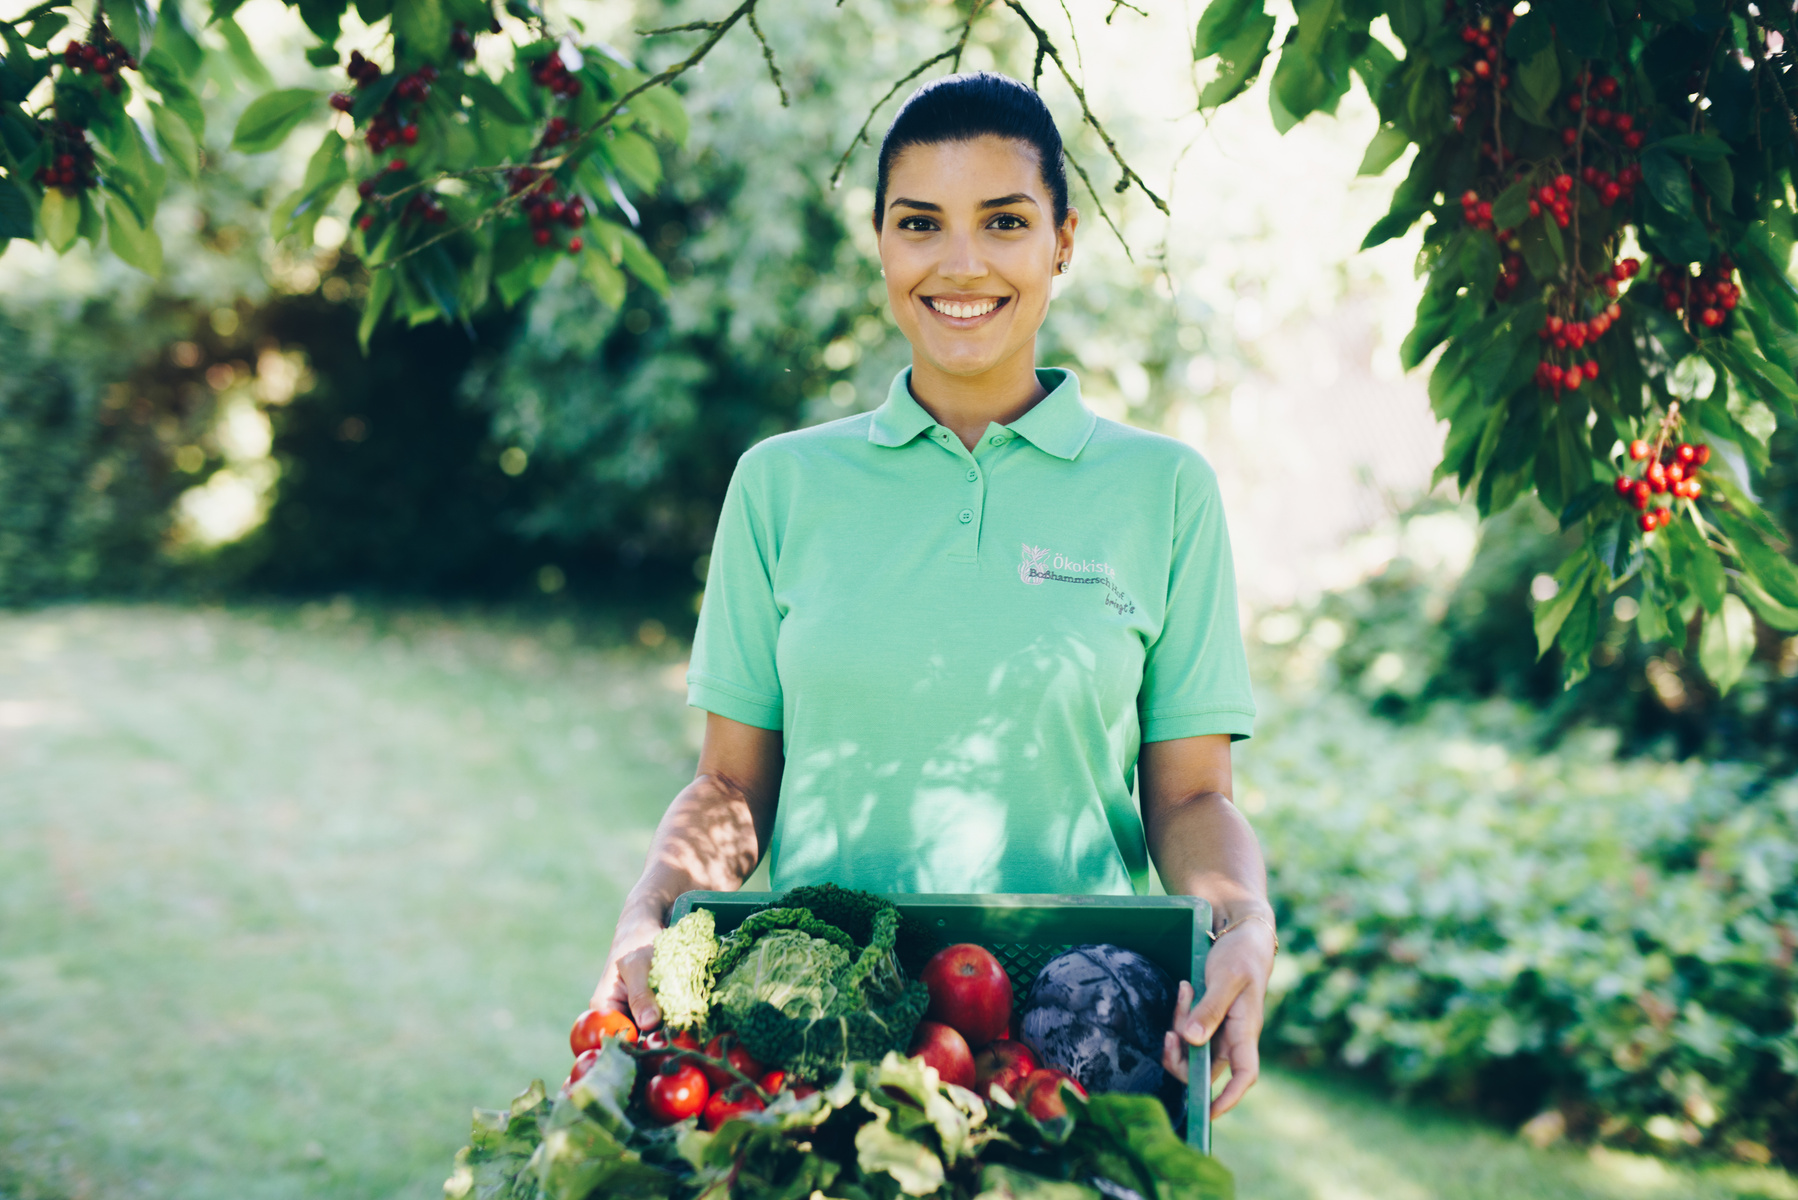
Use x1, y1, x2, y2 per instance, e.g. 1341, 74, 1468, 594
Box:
907, 339, 1048, 450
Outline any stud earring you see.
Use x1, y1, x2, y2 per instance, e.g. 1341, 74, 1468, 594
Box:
1057, 261, 1071, 274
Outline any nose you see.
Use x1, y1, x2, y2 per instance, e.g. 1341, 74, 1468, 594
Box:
937, 230, 988, 286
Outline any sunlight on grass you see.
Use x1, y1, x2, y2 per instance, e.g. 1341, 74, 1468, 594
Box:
0, 605, 1791, 1200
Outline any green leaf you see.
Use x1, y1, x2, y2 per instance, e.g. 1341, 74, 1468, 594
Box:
1194, 0, 1258, 59
626, 84, 688, 146
108, 0, 155, 60
1543, 213, 1565, 263
215, 17, 274, 89
1357, 124, 1408, 176
1653, 132, 1729, 160
618, 228, 667, 295
104, 190, 163, 275
1504, 9, 1551, 61
1640, 151, 1693, 216
1362, 205, 1425, 250
359, 266, 395, 353
1082, 1094, 1235, 1200
1698, 593, 1755, 694
464, 72, 531, 125
1713, 507, 1798, 608
1637, 587, 1672, 642
232, 89, 323, 153
0, 177, 33, 239
1491, 178, 1532, 230
1534, 557, 1590, 657
151, 103, 200, 178
22, 13, 68, 48
1739, 575, 1798, 631
141, 49, 206, 136
393, 0, 450, 58
1669, 519, 1725, 614
855, 1097, 944, 1196
150, 0, 205, 75
272, 129, 348, 243
978, 1164, 1101, 1200
580, 239, 627, 309
296, 0, 347, 44
1270, 0, 1349, 123
1692, 154, 1732, 210
38, 186, 78, 251
1513, 47, 1560, 123
602, 129, 661, 193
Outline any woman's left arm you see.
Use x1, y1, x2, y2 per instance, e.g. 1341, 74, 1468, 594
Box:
1138, 733, 1276, 1119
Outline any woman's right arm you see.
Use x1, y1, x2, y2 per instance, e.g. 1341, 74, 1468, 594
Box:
590, 712, 784, 1029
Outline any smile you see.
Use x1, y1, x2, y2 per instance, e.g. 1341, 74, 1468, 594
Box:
925, 296, 1007, 321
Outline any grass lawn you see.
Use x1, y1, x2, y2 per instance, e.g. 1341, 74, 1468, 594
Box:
1, 604, 1792, 1200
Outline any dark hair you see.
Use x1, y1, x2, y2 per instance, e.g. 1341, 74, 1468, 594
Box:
873, 71, 1069, 228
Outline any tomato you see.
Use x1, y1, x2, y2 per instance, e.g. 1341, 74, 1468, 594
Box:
570, 1008, 638, 1056
700, 1033, 765, 1089
758, 1069, 787, 1094
701, 1083, 766, 1130
644, 1061, 709, 1124
564, 1049, 602, 1092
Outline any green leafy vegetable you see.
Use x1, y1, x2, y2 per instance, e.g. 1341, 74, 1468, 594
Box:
647, 908, 720, 1034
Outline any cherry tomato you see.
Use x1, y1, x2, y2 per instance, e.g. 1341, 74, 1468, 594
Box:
570, 1009, 639, 1056
701, 1033, 765, 1089
564, 1049, 602, 1092
701, 1083, 766, 1130
758, 1069, 787, 1094
645, 1061, 709, 1125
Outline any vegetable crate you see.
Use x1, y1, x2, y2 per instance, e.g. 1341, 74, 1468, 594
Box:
668, 891, 1214, 1153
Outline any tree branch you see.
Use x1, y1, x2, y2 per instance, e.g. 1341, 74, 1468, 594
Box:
747, 10, 790, 107
1000, 0, 1168, 214
1065, 145, 1132, 259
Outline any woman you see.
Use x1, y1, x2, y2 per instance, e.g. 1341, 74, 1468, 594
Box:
593, 72, 1276, 1120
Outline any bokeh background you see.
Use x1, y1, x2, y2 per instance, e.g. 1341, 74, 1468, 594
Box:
3, 0, 1797, 1197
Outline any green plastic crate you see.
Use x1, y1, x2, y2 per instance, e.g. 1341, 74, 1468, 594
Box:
666, 890, 1213, 1153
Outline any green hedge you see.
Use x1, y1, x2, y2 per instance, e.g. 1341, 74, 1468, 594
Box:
1246, 691, 1798, 1166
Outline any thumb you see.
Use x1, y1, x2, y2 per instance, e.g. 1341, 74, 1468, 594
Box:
621, 946, 661, 1030
1185, 977, 1244, 1047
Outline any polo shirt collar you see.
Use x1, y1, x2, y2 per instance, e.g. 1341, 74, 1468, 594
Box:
867, 367, 1097, 460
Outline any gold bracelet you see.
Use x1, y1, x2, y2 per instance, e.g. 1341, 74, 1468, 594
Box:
1210, 913, 1279, 956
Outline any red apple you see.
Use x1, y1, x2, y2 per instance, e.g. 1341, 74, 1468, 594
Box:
907, 1020, 976, 1090
920, 944, 1012, 1048
973, 1038, 1038, 1098
1017, 1068, 1087, 1121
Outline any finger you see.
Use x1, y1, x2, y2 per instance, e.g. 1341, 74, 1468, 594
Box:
621, 946, 662, 1029
1211, 1047, 1229, 1085
1161, 1030, 1188, 1083
1185, 973, 1249, 1047
1209, 1041, 1261, 1118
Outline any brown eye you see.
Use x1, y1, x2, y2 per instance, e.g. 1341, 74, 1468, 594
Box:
990, 214, 1027, 230
898, 216, 936, 232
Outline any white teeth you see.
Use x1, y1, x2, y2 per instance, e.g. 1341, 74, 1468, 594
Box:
931, 298, 998, 319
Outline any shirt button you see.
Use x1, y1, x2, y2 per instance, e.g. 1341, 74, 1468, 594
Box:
957, 508, 973, 524
989, 434, 1006, 446
965, 468, 979, 482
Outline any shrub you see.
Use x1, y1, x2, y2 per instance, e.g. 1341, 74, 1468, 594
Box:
1243, 692, 1798, 1165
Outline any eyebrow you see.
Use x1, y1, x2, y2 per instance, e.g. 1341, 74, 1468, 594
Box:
887, 194, 1042, 213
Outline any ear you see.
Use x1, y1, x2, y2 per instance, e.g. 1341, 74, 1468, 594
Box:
1057, 207, 1079, 268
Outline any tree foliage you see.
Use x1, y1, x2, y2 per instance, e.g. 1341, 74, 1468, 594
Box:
1195, 0, 1798, 689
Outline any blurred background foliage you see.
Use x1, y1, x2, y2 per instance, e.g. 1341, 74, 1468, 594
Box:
2, 0, 1797, 1181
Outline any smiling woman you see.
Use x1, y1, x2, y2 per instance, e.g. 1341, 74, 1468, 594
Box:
591, 72, 1278, 1125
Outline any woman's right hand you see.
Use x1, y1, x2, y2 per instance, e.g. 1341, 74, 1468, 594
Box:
591, 905, 666, 1030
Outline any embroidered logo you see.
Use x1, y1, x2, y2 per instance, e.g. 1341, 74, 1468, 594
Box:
1018, 544, 1051, 586
1018, 544, 1136, 615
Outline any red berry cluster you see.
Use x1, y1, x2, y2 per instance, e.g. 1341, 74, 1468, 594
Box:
541, 116, 574, 149
61, 30, 136, 91
1533, 173, 1576, 229
531, 50, 582, 97
31, 121, 96, 194
450, 23, 477, 60
1533, 296, 1626, 394
1563, 79, 1643, 150
1615, 439, 1709, 531
1657, 257, 1739, 329
1494, 248, 1525, 300
1576, 161, 1641, 209
345, 49, 382, 88
1459, 188, 1498, 232
1452, 12, 1513, 110
523, 187, 586, 253
405, 193, 448, 224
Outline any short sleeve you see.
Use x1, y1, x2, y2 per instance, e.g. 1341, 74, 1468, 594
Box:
687, 460, 784, 730
1139, 465, 1255, 743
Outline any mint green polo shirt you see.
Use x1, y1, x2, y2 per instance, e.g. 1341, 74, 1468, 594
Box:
687, 367, 1255, 896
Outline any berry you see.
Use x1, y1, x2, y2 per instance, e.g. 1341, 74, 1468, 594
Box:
1597, 76, 1618, 98
358, 214, 373, 230
1567, 94, 1583, 113
533, 228, 551, 247
568, 237, 583, 253
1646, 462, 1667, 492
1701, 307, 1723, 327
330, 92, 355, 112
1631, 481, 1651, 510
1615, 475, 1634, 496
1686, 481, 1703, 499
1623, 130, 1644, 149
1613, 113, 1633, 132
1675, 443, 1696, 464
1629, 439, 1650, 461
1562, 128, 1578, 146
1639, 512, 1658, 533
1694, 443, 1711, 465
401, 124, 419, 144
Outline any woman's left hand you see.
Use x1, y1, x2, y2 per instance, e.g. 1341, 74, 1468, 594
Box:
1161, 918, 1275, 1118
